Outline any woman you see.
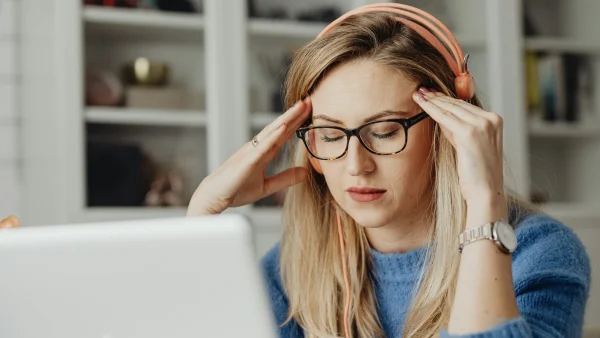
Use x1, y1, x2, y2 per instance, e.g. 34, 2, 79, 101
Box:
187, 4, 590, 337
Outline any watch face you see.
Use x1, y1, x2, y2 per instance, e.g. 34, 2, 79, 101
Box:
496, 221, 517, 253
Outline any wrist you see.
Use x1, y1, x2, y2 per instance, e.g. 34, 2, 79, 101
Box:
465, 194, 508, 229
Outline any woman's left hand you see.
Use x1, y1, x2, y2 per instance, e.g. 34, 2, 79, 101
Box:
412, 87, 504, 206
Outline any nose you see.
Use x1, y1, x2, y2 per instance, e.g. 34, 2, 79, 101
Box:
345, 136, 375, 176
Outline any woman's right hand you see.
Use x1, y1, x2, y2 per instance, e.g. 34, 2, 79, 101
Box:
186, 97, 312, 216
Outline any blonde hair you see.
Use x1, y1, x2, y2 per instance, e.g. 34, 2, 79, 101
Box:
280, 13, 531, 338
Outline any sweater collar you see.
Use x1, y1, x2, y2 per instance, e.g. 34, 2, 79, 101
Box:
369, 245, 429, 282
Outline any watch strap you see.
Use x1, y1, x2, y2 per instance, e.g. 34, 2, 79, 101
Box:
458, 222, 494, 253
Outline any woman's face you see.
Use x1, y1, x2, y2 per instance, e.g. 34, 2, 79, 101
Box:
310, 60, 434, 228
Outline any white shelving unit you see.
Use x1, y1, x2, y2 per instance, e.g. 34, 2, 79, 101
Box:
84, 6, 204, 42
18, 0, 520, 251
529, 119, 600, 138
522, 0, 600, 328
85, 107, 207, 127
525, 37, 600, 53
248, 18, 326, 40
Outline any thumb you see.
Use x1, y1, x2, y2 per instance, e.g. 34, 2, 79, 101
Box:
263, 167, 309, 196
0, 215, 19, 229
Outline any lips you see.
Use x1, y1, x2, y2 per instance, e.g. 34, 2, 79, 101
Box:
346, 187, 387, 202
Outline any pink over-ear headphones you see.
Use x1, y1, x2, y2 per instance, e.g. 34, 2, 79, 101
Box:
317, 3, 475, 101
312, 4, 474, 337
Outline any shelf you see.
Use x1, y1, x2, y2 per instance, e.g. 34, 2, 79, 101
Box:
78, 207, 187, 223
248, 19, 326, 41
539, 202, 600, 230
85, 107, 206, 127
247, 18, 486, 50
251, 112, 278, 129
529, 119, 600, 138
525, 37, 600, 54
248, 18, 486, 50
83, 6, 204, 42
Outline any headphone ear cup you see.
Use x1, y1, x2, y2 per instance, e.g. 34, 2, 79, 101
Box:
455, 72, 476, 100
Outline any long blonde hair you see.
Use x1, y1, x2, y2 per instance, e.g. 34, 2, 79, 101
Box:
280, 13, 530, 338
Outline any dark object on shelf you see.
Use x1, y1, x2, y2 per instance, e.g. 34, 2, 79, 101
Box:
83, 0, 138, 7
122, 58, 170, 86
263, 8, 289, 20
523, 9, 537, 37
157, 0, 197, 13
297, 7, 341, 23
87, 142, 154, 207
532, 53, 593, 123
138, 0, 157, 9
247, 0, 257, 18
563, 54, 580, 122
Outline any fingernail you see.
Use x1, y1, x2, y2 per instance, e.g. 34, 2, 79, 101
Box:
430, 88, 438, 93
414, 91, 428, 103
419, 87, 430, 94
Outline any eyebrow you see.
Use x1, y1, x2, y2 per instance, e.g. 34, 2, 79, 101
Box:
312, 110, 412, 125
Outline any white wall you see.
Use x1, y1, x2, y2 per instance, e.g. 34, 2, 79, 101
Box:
0, 0, 21, 219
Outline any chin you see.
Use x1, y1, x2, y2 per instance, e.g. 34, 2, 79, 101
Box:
344, 207, 391, 228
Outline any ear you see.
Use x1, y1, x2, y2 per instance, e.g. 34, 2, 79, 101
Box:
309, 157, 323, 174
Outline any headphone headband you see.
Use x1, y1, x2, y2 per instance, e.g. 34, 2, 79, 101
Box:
317, 3, 475, 100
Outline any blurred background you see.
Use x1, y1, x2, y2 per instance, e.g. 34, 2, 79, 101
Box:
1, 0, 599, 334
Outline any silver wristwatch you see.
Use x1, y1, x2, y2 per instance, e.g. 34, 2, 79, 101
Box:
458, 220, 517, 254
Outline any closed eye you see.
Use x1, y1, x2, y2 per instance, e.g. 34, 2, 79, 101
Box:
320, 135, 344, 142
370, 129, 400, 139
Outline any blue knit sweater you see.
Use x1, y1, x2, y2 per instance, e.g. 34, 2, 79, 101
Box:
261, 213, 591, 337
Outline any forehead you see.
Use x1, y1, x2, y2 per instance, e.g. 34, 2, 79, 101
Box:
310, 60, 418, 122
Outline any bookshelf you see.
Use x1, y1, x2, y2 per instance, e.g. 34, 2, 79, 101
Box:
529, 119, 600, 138
523, 0, 600, 327
17, 0, 520, 256
525, 37, 600, 54
85, 107, 207, 127
84, 6, 204, 42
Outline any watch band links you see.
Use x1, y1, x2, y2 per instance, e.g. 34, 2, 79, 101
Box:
458, 222, 493, 253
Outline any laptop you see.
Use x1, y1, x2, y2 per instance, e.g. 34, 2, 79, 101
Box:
0, 214, 277, 338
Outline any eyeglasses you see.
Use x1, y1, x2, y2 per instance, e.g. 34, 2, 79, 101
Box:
296, 112, 429, 160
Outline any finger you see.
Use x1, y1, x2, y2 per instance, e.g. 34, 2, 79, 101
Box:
421, 88, 495, 120
0, 215, 19, 229
256, 97, 311, 143
249, 97, 312, 162
245, 122, 289, 166
422, 93, 483, 125
263, 167, 309, 196
279, 97, 312, 141
413, 91, 465, 132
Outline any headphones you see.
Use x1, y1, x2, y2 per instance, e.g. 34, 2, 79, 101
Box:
308, 4, 475, 336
